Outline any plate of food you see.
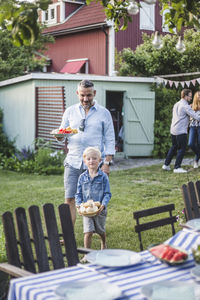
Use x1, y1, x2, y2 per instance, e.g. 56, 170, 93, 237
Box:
79, 200, 101, 217
55, 280, 123, 300
50, 127, 78, 138
86, 248, 143, 267
141, 280, 200, 300
149, 244, 188, 265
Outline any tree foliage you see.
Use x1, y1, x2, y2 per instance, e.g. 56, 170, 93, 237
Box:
117, 29, 200, 77
0, 28, 54, 81
0, 0, 200, 45
0, 0, 51, 46
86, 0, 200, 32
115, 28, 200, 158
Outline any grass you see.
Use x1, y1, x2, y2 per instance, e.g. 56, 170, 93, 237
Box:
0, 163, 199, 262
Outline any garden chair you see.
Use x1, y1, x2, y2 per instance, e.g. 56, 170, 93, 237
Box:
0, 203, 90, 278
181, 181, 200, 221
133, 204, 177, 251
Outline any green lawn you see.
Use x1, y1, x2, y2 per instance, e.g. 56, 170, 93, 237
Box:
0, 164, 199, 262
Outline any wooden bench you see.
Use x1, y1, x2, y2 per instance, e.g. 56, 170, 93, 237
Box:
0, 203, 90, 277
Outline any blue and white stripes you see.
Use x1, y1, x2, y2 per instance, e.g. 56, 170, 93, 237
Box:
8, 229, 200, 300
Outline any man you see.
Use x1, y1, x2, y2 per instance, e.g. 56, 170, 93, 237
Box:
162, 89, 200, 173
58, 80, 115, 225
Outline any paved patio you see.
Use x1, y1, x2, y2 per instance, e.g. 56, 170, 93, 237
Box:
111, 156, 194, 171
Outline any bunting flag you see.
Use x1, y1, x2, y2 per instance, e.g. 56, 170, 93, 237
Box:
155, 76, 200, 89
181, 82, 185, 88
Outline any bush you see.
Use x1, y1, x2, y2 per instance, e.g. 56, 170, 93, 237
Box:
152, 86, 180, 158
0, 108, 16, 157
0, 133, 65, 175
34, 147, 65, 175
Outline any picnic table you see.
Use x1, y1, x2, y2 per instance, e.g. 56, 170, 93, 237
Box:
8, 229, 200, 300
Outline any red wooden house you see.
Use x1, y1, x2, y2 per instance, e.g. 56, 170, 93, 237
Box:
41, 0, 166, 76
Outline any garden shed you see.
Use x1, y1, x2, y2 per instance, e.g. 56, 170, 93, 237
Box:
0, 73, 155, 157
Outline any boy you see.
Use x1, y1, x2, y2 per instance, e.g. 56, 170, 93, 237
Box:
75, 147, 111, 255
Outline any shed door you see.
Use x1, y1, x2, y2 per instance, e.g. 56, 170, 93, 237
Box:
124, 92, 155, 157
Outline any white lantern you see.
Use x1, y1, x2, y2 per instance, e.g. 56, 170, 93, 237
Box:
152, 31, 163, 49
127, 1, 139, 15
176, 36, 186, 53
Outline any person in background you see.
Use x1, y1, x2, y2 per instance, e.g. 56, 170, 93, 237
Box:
76, 147, 111, 258
58, 80, 115, 225
188, 91, 200, 169
162, 89, 200, 173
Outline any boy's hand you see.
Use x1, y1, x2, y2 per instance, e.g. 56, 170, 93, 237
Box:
97, 205, 105, 215
76, 207, 82, 216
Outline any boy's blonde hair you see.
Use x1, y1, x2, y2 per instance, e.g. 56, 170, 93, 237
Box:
83, 147, 101, 159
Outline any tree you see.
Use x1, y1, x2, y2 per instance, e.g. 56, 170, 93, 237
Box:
115, 29, 200, 158
86, 0, 200, 32
0, 28, 54, 81
0, 0, 51, 46
1, 0, 200, 46
117, 29, 200, 77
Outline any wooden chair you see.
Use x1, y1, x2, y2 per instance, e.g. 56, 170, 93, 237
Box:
133, 204, 177, 251
0, 203, 90, 278
181, 181, 200, 221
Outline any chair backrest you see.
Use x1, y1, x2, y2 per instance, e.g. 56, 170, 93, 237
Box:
181, 181, 200, 221
2, 203, 79, 273
133, 204, 177, 251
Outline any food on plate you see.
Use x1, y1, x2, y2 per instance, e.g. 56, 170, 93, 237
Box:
51, 127, 78, 136
58, 127, 78, 134
149, 244, 188, 264
79, 200, 100, 216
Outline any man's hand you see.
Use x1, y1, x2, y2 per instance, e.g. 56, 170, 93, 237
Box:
101, 164, 110, 175
55, 136, 64, 142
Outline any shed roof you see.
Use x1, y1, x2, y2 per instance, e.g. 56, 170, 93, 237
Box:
43, 1, 107, 35
0, 73, 155, 88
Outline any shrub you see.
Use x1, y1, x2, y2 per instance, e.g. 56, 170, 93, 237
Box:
0, 127, 65, 174
0, 108, 16, 157
152, 86, 180, 158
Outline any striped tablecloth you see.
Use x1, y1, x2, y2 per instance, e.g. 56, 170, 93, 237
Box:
8, 229, 200, 300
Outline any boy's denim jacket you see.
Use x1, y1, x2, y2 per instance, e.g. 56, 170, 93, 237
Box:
75, 169, 111, 208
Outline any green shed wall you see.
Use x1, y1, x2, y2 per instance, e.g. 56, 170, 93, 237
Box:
0, 74, 155, 156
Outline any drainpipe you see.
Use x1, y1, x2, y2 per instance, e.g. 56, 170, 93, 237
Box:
101, 25, 108, 75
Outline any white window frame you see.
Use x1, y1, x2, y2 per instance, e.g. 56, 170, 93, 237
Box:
41, 4, 57, 25
140, 2, 155, 31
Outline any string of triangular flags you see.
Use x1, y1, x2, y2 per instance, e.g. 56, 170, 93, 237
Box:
155, 76, 200, 89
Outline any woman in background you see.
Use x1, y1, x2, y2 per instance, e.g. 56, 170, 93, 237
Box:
188, 91, 200, 168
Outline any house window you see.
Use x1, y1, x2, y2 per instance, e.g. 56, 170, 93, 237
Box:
45, 10, 48, 21
42, 4, 57, 25
50, 8, 55, 20
140, 1, 155, 31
